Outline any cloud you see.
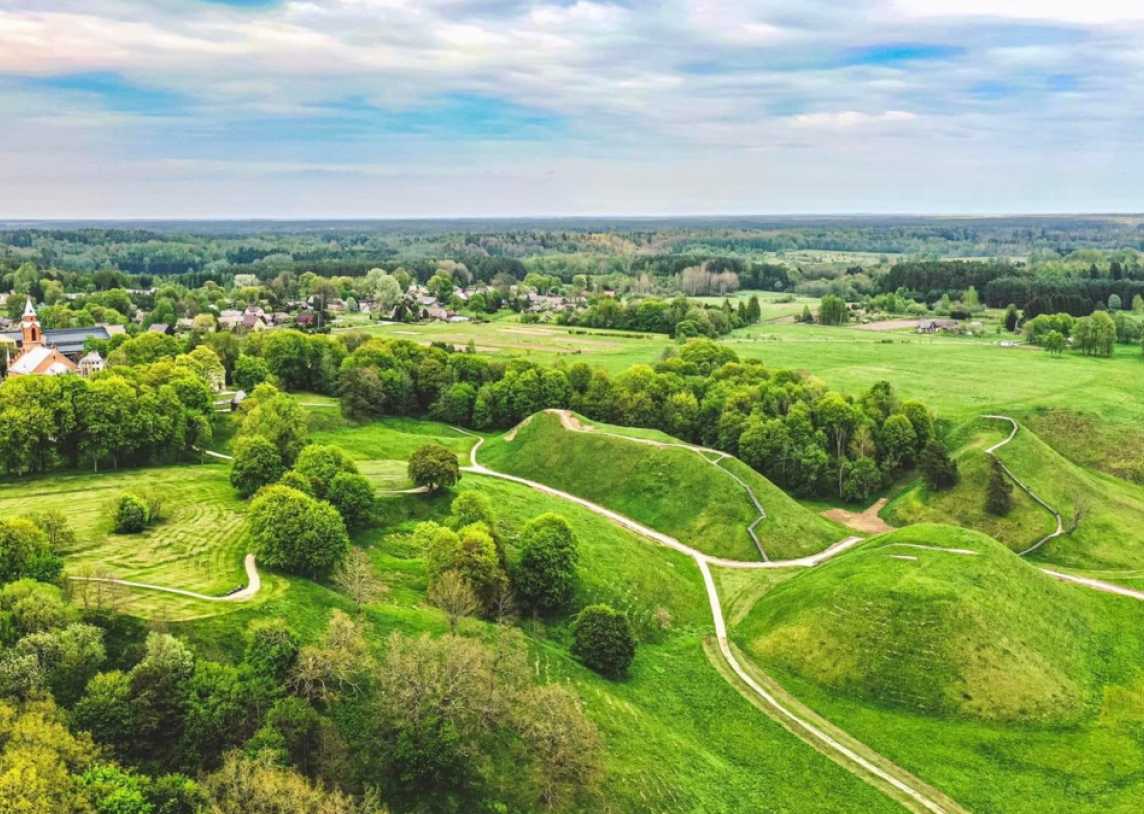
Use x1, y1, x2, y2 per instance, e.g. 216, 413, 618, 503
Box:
892, 0, 1144, 25
789, 110, 919, 129
0, 0, 1140, 215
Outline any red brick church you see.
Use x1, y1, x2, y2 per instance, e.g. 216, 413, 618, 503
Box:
5, 299, 81, 377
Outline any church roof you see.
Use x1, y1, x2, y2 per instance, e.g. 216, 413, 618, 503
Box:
23, 298, 36, 318
0, 326, 111, 355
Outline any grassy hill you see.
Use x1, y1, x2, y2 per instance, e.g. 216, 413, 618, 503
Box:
888, 418, 1144, 572
728, 523, 1144, 814
885, 419, 1056, 552
735, 524, 1099, 724
480, 411, 844, 561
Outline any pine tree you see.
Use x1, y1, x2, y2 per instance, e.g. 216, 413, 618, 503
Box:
921, 438, 958, 491
985, 458, 1013, 516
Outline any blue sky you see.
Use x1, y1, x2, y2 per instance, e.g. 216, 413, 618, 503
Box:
0, 0, 1141, 217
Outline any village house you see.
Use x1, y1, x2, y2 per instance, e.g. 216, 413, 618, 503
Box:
916, 319, 960, 334
78, 350, 106, 377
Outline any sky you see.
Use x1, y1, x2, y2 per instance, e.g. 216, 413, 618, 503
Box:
1, 0, 1142, 218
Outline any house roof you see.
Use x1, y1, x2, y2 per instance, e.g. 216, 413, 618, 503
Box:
241, 314, 264, 327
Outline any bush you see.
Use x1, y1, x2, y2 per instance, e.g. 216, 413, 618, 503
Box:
246, 485, 349, 575
327, 472, 376, 528
0, 519, 62, 585
113, 494, 150, 534
231, 435, 285, 499
277, 470, 315, 497
571, 604, 636, 679
986, 458, 1013, 516
920, 439, 958, 491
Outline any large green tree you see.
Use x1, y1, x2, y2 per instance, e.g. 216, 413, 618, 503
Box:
514, 513, 579, 613
246, 485, 349, 575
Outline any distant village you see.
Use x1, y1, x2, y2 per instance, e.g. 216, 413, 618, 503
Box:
0, 280, 594, 380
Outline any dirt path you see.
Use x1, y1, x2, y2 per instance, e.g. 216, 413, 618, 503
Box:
981, 415, 1065, 555
70, 554, 261, 602
822, 498, 895, 534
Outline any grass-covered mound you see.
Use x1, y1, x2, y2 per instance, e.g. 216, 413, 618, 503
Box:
480, 411, 843, 561
889, 417, 1144, 571
736, 524, 1099, 724
885, 419, 1056, 552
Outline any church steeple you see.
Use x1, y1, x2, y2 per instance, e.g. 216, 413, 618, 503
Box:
21, 298, 42, 347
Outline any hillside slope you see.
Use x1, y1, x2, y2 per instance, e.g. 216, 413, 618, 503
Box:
736, 524, 1099, 724
480, 411, 843, 561
888, 418, 1144, 572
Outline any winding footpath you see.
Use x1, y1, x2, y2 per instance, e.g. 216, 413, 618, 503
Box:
457, 429, 957, 814
70, 553, 261, 602
978, 416, 1144, 599
981, 415, 1065, 555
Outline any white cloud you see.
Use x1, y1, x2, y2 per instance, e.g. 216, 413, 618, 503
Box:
789, 110, 918, 129
0, 0, 1141, 214
892, 0, 1144, 25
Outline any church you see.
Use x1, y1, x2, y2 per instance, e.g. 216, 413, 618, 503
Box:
3, 300, 105, 378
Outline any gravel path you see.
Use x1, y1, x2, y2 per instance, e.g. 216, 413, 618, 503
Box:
70, 554, 261, 602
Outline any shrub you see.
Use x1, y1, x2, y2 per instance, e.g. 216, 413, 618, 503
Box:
986, 458, 1013, 516
113, 493, 150, 534
571, 604, 636, 678
0, 519, 62, 585
515, 513, 579, 613
920, 439, 958, 491
293, 444, 359, 499
327, 472, 376, 528
277, 470, 315, 497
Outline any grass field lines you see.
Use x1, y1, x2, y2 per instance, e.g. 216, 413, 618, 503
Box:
706, 637, 971, 814
0, 462, 268, 619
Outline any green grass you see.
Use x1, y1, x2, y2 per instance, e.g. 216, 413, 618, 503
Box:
480, 411, 843, 561
735, 524, 1106, 724
724, 323, 1144, 427
0, 462, 265, 618
309, 411, 478, 490
989, 423, 1144, 572
885, 419, 1056, 553
1021, 408, 1144, 485
729, 524, 1144, 814
354, 316, 673, 373
174, 471, 903, 814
